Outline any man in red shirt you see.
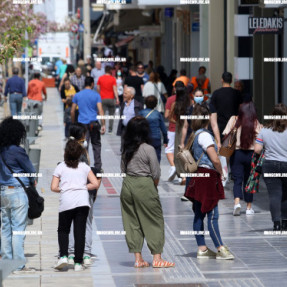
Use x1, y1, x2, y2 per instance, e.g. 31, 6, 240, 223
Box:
27, 72, 47, 129
97, 66, 119, 134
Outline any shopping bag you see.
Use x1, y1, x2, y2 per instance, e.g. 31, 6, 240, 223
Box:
3, 101, 9, 117
219, 155, 228, 187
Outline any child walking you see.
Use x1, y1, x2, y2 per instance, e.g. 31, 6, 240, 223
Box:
51, 138, 100, 271
66, 123, 102, 265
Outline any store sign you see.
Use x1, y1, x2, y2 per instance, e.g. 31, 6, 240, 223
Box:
240, 0, 259, 6
248, 17, 284, 34
165, 8, 174, 18
192, 22, 200, 32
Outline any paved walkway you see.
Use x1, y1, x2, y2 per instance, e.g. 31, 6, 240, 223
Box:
1, 88, 287, 287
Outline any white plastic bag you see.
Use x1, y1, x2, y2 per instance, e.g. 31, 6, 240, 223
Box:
219, 155, 228, 187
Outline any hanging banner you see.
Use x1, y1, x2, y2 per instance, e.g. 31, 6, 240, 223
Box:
248, 17, 284, 34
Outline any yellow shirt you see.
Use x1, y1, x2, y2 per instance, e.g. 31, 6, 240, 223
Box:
64, 86, 78, 109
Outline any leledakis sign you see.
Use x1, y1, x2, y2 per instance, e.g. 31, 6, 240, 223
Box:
249, 17, 284, 34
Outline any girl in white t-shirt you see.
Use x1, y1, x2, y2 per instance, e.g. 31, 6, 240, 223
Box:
51, 139, 99, 271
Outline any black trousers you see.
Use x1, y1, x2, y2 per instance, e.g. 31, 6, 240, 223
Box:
120, 126, 126, 153
230, 150, 254, 203
262, 160, 287, 222
85, 121, 102, 172
58, 206, 90, 264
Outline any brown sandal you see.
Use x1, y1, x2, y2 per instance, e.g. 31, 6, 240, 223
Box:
152, 260, 175, 268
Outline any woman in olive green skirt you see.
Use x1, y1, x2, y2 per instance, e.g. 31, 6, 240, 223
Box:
120, 116, 175, 268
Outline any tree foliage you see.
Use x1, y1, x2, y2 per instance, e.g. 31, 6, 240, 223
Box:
0, 1, 76, 64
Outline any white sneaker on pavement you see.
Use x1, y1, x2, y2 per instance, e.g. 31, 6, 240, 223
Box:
233, 203, 241, 216
54, 256, 68, 270
246, 208, 255, 215
68, 255, 75, 265
83, 256, 91, 265
181, 195, 189, 201
74, 263, 85, 271
168, 166, 177, 181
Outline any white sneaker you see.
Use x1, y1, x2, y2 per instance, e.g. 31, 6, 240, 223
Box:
83, 256, 91, 265
168, 166, 177, 181
68, 255, 75, 265
181, 195, 189, 201
246, 208, 255, 215
54, 256, 68, 270
233, 203, 241, 216
74, 263, 85, 271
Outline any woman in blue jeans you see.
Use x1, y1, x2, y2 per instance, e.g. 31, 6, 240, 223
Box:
186, 104, 234, 260
0, 117, 36, 273
223, 102, 261, 216
255, 103, 287, 231
139, 96, 168, 162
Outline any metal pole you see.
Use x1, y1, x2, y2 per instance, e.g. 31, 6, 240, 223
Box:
83, 0, 91, 60
223, 0, 227, 72
283, 8, 287, 104
25, 7, 28, 89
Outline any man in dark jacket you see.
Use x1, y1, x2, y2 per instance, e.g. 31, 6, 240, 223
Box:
117, 86, 143, 150
4, 67, 26, 116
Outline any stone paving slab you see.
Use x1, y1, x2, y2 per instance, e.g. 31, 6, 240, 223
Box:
2, 88, 287, 287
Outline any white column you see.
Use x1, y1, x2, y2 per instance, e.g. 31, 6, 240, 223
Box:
209, 0, 224, 91
83, 0, 91, 59
227, 0, 236, 82
200, 4, 209, 71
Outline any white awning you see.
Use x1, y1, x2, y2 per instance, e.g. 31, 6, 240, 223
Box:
138, 0, 181, 4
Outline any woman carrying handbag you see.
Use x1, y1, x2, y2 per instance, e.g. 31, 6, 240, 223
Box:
0, 117, 37, 273
186, 104, 234, 260
223, 102, 261, 216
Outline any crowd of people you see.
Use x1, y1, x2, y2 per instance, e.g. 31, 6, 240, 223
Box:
1, 56, 287, 273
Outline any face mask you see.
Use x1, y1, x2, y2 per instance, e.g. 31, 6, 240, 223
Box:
82, 140, 88, 148
194, 96, 204, 104
79, 140, 88, 148
117, 71, 121, 76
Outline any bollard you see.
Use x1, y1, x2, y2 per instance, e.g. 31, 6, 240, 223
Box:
24, 138, 30, 154
28, 149, 41, 174
27, 117, 39, 137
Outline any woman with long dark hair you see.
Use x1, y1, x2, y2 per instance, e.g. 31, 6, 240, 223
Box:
0, 117, 36, 273
51, 138, 100, 271
64, 123, 102, 266
120, 116, 175, 268
254, 103, 287, 231
186, 104, 234, 260
223, 102, 261, 216
171, 83, 191, 184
